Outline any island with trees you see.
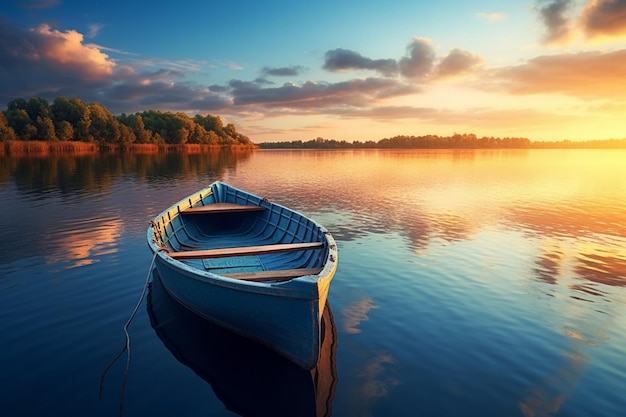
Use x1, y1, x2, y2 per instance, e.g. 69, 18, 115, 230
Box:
0, 96, 254, 155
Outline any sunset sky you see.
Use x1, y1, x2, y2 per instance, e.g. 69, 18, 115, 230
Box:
2, 0, 626, 142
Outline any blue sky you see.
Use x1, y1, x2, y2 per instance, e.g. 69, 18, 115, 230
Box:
2, 0, 626, 142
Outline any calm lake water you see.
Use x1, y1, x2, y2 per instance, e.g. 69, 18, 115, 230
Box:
1, 149, 625, 417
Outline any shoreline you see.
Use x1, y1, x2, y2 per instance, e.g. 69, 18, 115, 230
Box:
0, 140, 258, 156
2, 140, 625, 157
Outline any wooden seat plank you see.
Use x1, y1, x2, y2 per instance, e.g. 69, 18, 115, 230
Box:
221, 267, 323, 282
183, 203, 265, 214
169, 241, 324, 260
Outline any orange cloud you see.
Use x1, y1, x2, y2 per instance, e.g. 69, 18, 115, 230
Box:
579, 0, 626, 39
32, 24, 114, 79
480, 49, 626, 99
434, 48, 484, 79
536, 0, 626, 45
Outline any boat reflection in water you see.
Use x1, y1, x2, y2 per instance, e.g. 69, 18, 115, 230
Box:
147, 270, 338, 417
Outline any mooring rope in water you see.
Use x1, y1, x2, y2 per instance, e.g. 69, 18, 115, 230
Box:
99, 249, 160, 417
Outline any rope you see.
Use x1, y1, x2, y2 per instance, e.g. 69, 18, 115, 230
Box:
150, 221, 170, 253
99, 248, 160, 417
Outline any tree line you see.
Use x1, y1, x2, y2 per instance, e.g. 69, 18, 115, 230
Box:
259, 134, 531, 149
0, 97, 253, 146
258, 134, 626, 149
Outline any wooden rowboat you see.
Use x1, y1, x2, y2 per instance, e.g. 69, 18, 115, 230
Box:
147, 181, 338, 369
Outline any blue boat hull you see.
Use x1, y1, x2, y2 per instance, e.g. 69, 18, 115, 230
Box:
147, 182, 337, 369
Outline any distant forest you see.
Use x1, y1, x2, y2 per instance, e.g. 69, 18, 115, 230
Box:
259, 135, 626, 149
0, 96, 253, 146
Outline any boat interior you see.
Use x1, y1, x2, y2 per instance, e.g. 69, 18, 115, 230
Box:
151, 184, 331, 281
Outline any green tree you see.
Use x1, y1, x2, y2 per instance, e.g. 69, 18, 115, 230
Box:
0, 112, 18, 141
26, 97, 52, 123
139, 111, 195, 144
88, 102, 122, 143
194, 114, 224, 134
139, 110, 167, 140
206, 130, 220, 144
4, 96, 254, 146
117, 123, 136, 144
36, 116, 57, 140
133, 115, 153, 143
56, 120, 74, 141
5, 99, 31, 139
222, 123, 238, 144
51, 97, 91, 141
51, 97, 81, 126
23, 124, 38, 140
